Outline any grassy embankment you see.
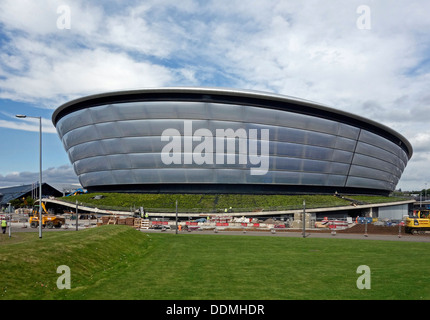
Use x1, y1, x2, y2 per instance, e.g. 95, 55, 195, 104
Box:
60, 193, 406, 213
1, 225, 428, 300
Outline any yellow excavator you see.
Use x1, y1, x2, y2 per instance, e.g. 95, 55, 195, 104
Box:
405, 210, 430, 234
30, 201, 65, 229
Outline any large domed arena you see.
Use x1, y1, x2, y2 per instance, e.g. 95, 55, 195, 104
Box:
52, 87, 412, 196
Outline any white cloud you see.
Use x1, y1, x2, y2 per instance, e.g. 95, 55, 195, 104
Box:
0, 112, 56, 133
0, 39, 175, 106
0, 0, 59, 35
0, 1, 182, 106
0, 164, 79, 188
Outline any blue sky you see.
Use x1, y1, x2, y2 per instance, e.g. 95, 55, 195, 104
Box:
0, 0, 429, 191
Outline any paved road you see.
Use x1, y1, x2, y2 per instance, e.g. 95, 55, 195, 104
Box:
4, 221, 90, 233
6, 221, 430, 243
141, 228, 430, 242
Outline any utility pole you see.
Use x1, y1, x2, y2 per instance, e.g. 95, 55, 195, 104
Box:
16, 115, 42, 238
8, 203, 11, 238
175, 200, 178, 234
302, 200, 306, 238
75, 200, 79, 231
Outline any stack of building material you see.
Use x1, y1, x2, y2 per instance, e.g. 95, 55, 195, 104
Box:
133, 218, 142, 229
101, 216, 110, 225
99, 216, 149, 229
141, 219, 150, 229
291, 220, 303, 228
107, 217, 117, 225
292, 212, 314, 228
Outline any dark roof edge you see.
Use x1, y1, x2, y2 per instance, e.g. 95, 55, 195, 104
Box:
51, 87, 413, 159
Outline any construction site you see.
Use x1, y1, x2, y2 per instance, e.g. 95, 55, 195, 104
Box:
3, 204, 423, 239
3, 190, 429, 238
96, 213, 412, 236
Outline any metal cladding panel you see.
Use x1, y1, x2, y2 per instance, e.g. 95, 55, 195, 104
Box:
53, 90, 412, 194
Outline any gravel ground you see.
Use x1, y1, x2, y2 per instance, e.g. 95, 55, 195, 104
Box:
3, 220, 97, 233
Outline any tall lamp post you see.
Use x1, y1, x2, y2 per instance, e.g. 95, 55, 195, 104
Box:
16, 114, 43, 239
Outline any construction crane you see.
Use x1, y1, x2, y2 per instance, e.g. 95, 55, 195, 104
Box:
29, 201, 65, 229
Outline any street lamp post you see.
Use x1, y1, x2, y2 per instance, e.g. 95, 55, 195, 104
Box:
16, 114, 43, 239
7, 203, 11, 238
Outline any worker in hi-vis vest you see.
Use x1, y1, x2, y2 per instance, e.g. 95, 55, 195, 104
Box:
1, 218, 7, 234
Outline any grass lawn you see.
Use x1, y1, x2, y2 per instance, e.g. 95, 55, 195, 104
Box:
1, 225, 429, 300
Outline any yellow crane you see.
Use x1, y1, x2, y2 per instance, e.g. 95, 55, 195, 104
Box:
29, 201, 65, 229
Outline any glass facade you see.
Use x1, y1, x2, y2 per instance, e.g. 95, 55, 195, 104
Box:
54, 98, 410, 194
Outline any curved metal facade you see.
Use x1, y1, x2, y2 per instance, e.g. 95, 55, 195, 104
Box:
52, 88, 412, 195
